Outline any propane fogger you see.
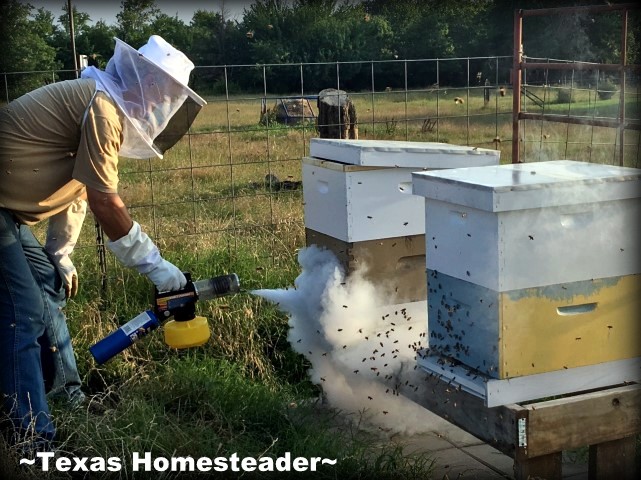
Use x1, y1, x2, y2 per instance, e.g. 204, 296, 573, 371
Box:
90, 273, 240, 364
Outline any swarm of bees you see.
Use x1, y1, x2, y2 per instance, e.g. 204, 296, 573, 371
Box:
290, 302, 433, 419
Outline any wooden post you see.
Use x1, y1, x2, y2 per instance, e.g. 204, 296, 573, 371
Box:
588, 436, 638, 480
317, 88, 358, 139
512, 9, 523, 163
514, 452, 563, 480
484, 78, 491, 106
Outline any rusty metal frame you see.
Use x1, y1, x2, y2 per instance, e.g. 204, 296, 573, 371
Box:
512, 3, 640, 164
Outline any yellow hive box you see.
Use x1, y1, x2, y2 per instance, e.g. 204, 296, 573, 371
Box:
306, 228, 426, 303
427, 271, 641, 379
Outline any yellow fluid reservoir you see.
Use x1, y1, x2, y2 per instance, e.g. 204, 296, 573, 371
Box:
164, 316, 210, 349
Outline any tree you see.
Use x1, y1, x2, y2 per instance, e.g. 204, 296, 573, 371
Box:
52, 2, 93, 72
81, 21, 118, 69
483, 0, 640, 86
236, 0, 394, 92
3, 0, 636, 97
116, 0, 161, 47
0, 1, 61, 99
190, 10, 227, 67
150, 13, 190, 51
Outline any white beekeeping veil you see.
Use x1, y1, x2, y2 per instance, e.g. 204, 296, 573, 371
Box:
81, 35, 206, 159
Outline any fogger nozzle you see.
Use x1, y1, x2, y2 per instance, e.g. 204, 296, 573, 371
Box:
195, 273, 240, 301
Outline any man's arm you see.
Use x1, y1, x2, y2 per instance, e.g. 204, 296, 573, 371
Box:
86, 187, 133, 241
86, 186, 186, 292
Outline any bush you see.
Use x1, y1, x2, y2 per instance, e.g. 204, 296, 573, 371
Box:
597, 81, 617, 100
556, 88, 575, 104
211, 78, 242, 96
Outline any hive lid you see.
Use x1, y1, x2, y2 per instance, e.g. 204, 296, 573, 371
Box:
412, 160, 641, 212
310, 138, 500, 168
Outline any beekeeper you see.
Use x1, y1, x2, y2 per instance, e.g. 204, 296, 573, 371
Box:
0, 35, 206, 452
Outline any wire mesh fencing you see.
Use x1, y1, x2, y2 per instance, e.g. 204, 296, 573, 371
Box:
2, 55, 639, 307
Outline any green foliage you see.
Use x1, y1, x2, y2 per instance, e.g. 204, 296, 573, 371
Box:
51, 3, 92, 71
597, 80, 618, 100
0, 234, 438, 478
556, 88, 575, 104
115, 0, 161, 46
235, 0, 395, 91
0, 355, 434, 479
260, 106, 279, 126
190, 10, 227, 66
149, 13, 190, 51
81, 21, 118, 69
2, 0, 638, 96
0, 1, 61, 97
57, 3, 92, 36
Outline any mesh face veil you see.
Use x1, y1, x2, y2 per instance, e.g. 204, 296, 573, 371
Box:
81, 36, 206, 159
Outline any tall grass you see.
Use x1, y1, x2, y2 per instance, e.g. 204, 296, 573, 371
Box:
2, 234, 437, 479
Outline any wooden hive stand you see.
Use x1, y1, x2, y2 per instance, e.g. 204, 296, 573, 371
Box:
406, 375, 640, 479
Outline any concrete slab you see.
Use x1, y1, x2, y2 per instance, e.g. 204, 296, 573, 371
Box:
328, 398, 589, 479
389, 431, 461, 453
384, 421, 589, 480
433, 426, 487, 449
429, 445, 510, 479
384, 427, 512, 479
463, 444, 514, 477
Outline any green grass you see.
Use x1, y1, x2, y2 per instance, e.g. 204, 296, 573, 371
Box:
1, 238, 437, 479
2, 322, 436, 480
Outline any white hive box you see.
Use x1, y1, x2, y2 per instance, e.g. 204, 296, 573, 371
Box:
412, 160, 641, 291
303, 139, 500, 242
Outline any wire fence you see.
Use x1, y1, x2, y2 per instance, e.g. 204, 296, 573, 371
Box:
2, 55, 639, 304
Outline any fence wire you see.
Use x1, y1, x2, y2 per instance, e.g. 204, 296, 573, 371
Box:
2, 55, 639, 306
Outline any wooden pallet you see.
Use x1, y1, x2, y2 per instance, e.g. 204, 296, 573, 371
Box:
405, 362, 641, 479
417, 354, 641, 407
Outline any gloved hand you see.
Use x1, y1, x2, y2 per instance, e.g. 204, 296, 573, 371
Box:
45, 198, 87, 299
107, 221, 186, 292
51, 255, 78, 299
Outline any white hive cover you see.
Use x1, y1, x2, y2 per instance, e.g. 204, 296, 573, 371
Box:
310, 138, 500, 168
412, 160, 641, 212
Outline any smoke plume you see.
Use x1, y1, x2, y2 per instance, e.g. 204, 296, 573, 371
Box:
252, 245, 450, 435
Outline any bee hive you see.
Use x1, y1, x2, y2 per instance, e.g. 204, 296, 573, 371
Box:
303, 139, 500, 243
412, 160, 641, 379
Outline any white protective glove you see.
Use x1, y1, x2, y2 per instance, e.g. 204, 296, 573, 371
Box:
45, 198, 87, 299
107, 221, 186, 292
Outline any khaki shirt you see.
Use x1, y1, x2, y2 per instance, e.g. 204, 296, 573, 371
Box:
0, 78, 122, 225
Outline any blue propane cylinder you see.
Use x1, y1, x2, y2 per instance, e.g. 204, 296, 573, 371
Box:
89, 310, 160, 364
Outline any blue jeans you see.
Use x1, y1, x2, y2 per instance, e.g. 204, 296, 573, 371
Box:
0, 208, 84, 447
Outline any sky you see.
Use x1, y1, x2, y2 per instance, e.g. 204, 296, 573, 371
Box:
27, 1, 253, 25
